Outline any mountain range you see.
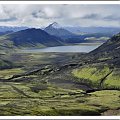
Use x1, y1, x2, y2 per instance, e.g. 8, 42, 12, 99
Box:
0, 22, 120, 115
0, 26, 28, 33
44, 22, 75, 39
0, 28, 63, 49
0, 22, 120, 50
44, 22, 112, 43
65, 26, 120, 35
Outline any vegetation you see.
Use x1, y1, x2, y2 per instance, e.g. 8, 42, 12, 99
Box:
72, 64, 111, 86
0, 68, 24, 79
30, 84, 48, 93
104, 68, 120, 89
86, 90, 120, 114
0, 32, 120, 116
0, 79, 119, 115
0, 52, 119, 116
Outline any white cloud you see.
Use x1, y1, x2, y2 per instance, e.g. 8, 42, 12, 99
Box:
0, 4, 120, 27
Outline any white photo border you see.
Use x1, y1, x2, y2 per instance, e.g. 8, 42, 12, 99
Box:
0, 1, 120, 119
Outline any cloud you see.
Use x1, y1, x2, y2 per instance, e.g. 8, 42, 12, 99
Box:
0, 4, 119, 27
81, 13, 100, 19
103, 15, 120, 21
0, 17, 17, 22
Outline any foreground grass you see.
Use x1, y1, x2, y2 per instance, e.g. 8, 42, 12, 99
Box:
86, 90, 120, 109
0, 52, 119, 115
0, 68, 25, 79
0, 81, 119, 115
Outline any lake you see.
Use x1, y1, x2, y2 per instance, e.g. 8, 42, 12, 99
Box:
21, 44, 101, 53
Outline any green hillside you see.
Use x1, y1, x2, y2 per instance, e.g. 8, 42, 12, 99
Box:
0, 33, 120, 115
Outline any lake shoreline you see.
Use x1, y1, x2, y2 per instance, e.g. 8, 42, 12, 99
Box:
19, 43, 101, 53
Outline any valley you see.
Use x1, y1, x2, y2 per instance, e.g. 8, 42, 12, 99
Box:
0, 3, 120, 116
0, 48, 120, 115
0, 23, 120, 116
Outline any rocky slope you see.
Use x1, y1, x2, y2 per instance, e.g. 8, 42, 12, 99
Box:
86, 33, 120, 66
72, 33, 120, 91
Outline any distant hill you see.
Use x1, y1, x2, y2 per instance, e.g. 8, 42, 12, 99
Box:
44, 22, 75, 39
65, 26, 120, 35
62, 33, 110, 43
0, 26, 28, 32
64, 26, 119, 43
44, 22, 109, 44
0, 31, 13, 36
0, 28, 63, 49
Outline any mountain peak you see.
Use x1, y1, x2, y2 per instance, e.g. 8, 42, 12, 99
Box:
49, 22, 62, 29
44, 22, 74, 38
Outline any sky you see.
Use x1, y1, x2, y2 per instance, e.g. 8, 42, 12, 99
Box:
0, 4, 120, 28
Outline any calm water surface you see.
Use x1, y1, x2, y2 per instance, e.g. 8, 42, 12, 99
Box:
21, 45, 100, 53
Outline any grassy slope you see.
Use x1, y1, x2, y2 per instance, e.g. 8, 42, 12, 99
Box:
0, 81, 119, 115
0, 68, 25, 79
0, 33, 120, 115
72, 64, 120, 89
72, 64, 110, 83
104, 68, 120, 89
0, 52, 119, 115
72, 33, 120, 90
